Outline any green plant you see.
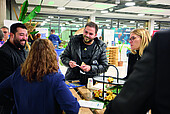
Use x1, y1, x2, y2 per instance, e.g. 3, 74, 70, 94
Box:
19, 0, 43, 24
118, 41, 131, 61
118, 41, 124, 61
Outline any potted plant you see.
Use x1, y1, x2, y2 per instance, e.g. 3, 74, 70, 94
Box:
118, 41, 124, 66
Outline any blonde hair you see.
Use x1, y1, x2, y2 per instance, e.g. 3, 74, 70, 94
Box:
21, 39, 59, 82
130, 28, 151, 56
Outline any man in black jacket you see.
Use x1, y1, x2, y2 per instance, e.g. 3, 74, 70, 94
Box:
105, 30, 170, 114
60, 22, 108, 85
0, 23, 28, 113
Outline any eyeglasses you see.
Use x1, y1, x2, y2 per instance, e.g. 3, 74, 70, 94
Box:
129, 36, 140, 42
3, 31, 8, 34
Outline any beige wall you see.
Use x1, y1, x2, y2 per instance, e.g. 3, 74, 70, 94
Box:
0, 0, 6, 27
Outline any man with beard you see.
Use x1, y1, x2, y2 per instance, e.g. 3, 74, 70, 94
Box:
0, 23, 28, 113
60, 22, 108, 85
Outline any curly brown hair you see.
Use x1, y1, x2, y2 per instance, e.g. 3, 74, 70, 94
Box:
21, 39, 59, 82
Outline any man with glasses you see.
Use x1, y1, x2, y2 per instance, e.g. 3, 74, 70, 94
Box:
60, 22, 108, 85
1, 26, 9, 42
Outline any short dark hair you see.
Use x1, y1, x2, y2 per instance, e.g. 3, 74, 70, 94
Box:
85, 22, 98, 34
0, 30, 4, 41
1, 26, 9, 31
10, 23, 27, 34
51, 29, 55, 33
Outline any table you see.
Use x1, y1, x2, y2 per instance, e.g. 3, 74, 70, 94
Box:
69, 88, 93, 114
76, 86, 106, 114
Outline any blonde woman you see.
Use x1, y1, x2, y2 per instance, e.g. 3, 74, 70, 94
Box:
0, 39, 80, 113
124, 28, 151, 80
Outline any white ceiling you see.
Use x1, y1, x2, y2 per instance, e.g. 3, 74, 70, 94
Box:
15, 0, 170, 21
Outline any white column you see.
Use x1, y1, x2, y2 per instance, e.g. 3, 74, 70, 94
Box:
0, 0, 6, 27
148, 19, 155, 36
90, 14, 95, 22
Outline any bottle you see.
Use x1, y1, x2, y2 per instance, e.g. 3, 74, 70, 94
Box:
87, 78, 93, 88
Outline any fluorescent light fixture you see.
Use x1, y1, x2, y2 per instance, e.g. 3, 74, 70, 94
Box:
79, 18, 83, 20
115, 0, 120, 4
106, 19, 110, 22
57, 7, 65, 10
123, 25, 127, 28
48, 16, 54, 18
41, 23, 45, 26
65, 22, 69, 24
71, 20, 76, 23
43, 21, 47, 23
138, 13, 145, 16
101, 10, 108, 13
130, 21, 135, 23
45, 19, 50, 21
125, 2, 135, 6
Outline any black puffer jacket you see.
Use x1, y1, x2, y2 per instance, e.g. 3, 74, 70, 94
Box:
60, 34, 108, 80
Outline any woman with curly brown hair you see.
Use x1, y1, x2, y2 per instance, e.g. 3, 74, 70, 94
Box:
0, 39, 80, 114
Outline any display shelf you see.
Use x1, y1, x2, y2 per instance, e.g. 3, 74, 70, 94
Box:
106, 47, 118, 67
93, 76, 125, 85
93, 65, 124, 101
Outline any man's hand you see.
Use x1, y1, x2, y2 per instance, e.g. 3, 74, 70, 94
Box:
80, 65, 91, 72
69, 61, 78, 68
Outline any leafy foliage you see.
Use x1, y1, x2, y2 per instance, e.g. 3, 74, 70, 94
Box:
118, 41, 124, 53
18, 0, 28, 21
23, 5, 41, 23
30, 31, 39, 35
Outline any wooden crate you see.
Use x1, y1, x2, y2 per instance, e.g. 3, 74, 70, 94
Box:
106, 46, 118, 67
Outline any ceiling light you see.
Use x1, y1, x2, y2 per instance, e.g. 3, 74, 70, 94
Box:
125, 2, 135, 6
106, 19, 110, 22
108, 8, 114, 12
65, 22, 69, 24
130, 21, 135, 23
41, 23, 45, 26
43, 21, 47, 23
123, 25, 127, 28
115, 0, 120, 4
71, 20, 76, 23
45, 19, 50, 21
138, 13, 145, 16
101, 10, 108, 13
79, 18, 83, 20
48, 16, 54, 18
57, 7, 65, 10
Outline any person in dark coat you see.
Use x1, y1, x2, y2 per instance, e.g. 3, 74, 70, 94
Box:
105, 30, 170, 114
0, 23, 28, 113
0, 39, 80, 114
60, 22, 108, 85
123, 28, 151, 80
48, 29, 61, 48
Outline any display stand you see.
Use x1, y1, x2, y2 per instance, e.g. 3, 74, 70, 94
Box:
93, 65, 125, 101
